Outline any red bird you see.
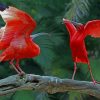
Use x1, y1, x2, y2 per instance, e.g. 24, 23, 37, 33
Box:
63, 18, 100, 84
0, 6, 44, 75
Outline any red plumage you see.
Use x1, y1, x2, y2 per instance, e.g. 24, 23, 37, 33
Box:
0, 6, 40, 75
63, 18, 100, 84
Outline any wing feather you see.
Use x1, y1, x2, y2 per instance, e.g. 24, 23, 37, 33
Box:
84, 20, 100, 38
0, 6, 36, 49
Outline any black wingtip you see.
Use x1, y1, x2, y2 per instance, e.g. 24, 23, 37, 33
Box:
0, 3, 8, 11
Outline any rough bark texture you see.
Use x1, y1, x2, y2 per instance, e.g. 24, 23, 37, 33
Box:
0, 74, 100, 98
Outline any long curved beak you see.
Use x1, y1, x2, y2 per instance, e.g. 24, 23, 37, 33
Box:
63, 18, 82, 27
71, 21, 83, 27
31, 33, 49, 39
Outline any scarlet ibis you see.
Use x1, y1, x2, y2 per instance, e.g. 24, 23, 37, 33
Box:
0, 6, 47, 75
63, 18, 100, 84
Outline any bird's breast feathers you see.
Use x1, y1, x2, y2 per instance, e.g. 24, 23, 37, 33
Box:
9, 38, 40, 58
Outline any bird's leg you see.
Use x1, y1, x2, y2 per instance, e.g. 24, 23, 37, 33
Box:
72, 62, 77, 80
88, 63, 100, 84
10, 59, 21, 74
15, 59, 25, 76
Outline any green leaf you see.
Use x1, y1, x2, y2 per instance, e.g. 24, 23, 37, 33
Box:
35, 92, 50, 100
68, 91, 85, 100
13, 90, 35, 100
64, 0, 91, 21
81, 58, 100, 81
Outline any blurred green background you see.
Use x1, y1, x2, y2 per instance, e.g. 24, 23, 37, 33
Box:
0, 0, 100, 100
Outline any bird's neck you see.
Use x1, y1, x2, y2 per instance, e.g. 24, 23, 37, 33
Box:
64, 21, 77, 38
25, 38, 40, 56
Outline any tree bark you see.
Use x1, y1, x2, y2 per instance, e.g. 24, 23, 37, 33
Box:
0, 74, 100, 99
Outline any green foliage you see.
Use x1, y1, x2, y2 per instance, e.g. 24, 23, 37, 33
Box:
68, 92, 84, 100
35, 92, 50, 100
81, 58, 100, 81
11, 91, 35, 100
0, 0, 100, 100
64, 0, 91, 21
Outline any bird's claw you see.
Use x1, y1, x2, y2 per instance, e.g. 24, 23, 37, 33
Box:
18, 71, 25, 77
92, 80, 100, 85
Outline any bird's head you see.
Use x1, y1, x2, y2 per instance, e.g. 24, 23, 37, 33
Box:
63, 18, 83, 28
30, 33, 49, 56
63, 18, 70, 24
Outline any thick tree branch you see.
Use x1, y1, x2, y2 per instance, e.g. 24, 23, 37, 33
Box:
0, 74, 100, 98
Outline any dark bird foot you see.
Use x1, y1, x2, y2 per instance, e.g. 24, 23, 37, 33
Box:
92, 80, 100, 85
18, 71, 26, 79
18, 71, 25, 76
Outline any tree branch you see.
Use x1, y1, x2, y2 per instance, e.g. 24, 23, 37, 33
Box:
0, 74, 100, 98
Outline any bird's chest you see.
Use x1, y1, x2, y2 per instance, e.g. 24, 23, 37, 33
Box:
11, 38, 26, 49
70, 33, 84, 47
10, 37, 40, 59
70, 34, 85, 52
70, 38, 81, 48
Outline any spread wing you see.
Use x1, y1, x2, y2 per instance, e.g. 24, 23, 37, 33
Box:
0, 6, 36, 49
84, 20, 100, 38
